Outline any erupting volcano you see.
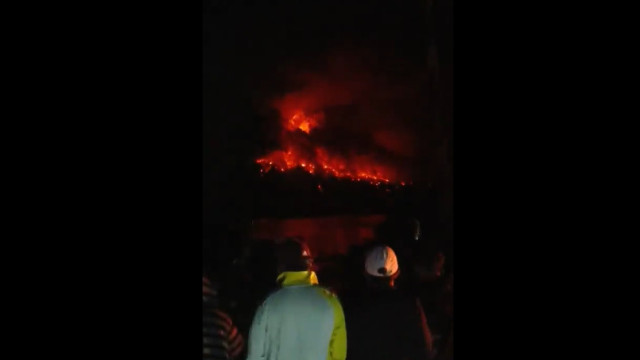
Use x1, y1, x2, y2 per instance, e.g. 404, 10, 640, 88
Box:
255, 55, 421, 186
257, 110, 409, 186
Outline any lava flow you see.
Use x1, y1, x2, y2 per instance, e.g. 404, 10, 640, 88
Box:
256, 111, 407, 186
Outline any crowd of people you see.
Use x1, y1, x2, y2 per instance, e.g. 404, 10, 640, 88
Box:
203, 219, 453, 360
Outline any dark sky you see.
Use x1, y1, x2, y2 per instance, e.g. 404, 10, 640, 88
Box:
203, 0, 452, 234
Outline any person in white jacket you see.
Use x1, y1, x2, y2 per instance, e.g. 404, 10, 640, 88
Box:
246, 238, 347, 360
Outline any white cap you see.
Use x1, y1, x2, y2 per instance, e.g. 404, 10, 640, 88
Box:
365, 246, 399, 277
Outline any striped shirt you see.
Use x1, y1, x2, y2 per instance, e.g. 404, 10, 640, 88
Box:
203, 277, 244, 360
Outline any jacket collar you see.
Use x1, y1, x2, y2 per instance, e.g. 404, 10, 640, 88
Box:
276, 271, 319, 287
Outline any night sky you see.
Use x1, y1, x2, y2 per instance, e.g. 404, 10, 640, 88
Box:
203, 0, 452, 240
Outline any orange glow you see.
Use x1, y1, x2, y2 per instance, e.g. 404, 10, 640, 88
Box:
286, 111, 320, 134
256, 145, 403, 185
257, 106, 408, 186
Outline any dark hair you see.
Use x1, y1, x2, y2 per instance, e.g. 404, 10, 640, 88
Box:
276, 238, 312, 272
280, 260, 309, 272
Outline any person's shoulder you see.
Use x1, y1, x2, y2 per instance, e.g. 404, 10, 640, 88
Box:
261, 287, 283, 304
314, 285, 339, 298
314, 286, 345, 310
261, 285, 302, 306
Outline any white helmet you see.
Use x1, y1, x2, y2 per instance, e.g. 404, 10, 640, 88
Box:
365, 245, 399, 277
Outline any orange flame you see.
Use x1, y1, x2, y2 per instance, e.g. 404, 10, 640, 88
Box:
285, 111, 321, 134
257, 111, 408, 186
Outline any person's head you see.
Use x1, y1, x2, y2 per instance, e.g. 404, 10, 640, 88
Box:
364, 245, 400, 288
275, 238, 313, 273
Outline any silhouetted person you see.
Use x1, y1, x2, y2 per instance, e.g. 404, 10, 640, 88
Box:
246, 238, 347, 360
375, 216, 422, 291
377, 216, 446, 295
202, 276, 244, 360
344, 245, 433, 360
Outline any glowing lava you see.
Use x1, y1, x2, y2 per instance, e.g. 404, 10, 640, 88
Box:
257, 111, 408, 186
285, 111, 321, 134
